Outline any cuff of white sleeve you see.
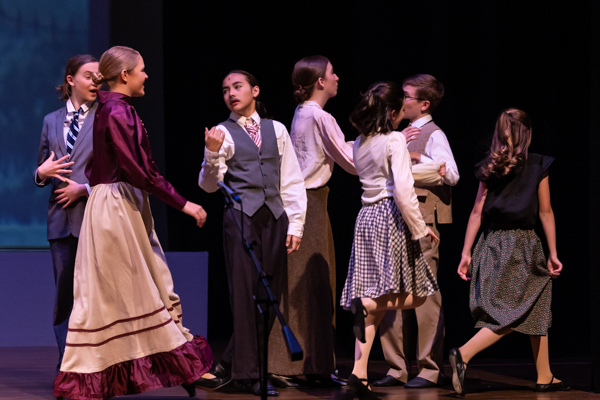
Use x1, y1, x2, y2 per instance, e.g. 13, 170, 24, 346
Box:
412, 225, 429, 241
287, 223, 304, 239
204, 148, 220, 162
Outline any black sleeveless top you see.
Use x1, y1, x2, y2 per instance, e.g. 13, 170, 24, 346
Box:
475, 153, 554, 230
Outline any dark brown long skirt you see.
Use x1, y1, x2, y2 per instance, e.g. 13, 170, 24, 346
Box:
267, 186, 336, 375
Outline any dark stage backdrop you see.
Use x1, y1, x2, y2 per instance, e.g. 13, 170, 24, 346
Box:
94, 0, 595, 366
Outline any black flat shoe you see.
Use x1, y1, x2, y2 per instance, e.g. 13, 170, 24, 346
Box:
268, 373, 301, 388
251, 380, 279, 396
449, 348, 467, 396
535, 376, 570, 392
372, 375, 404, 387
350, 298, 367, 343
182, 382, 196, 397
194, 363, 232, 390
347, 374, 381, 400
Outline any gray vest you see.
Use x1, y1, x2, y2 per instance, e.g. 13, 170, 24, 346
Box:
407, 120, 453, 224
222, 118, 284, 218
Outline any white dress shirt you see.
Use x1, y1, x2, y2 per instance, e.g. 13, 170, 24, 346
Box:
198, 111, 307, 238
63, 99, 96, 145
410, 115, 460, 187
290, 101, 356, 188
353, 131, 428, 240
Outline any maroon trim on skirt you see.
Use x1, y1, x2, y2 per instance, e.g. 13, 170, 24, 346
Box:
54, 335, 213, 400
66, 318, 173, 347
68, 306, 166, 333
172, 301, 181, 307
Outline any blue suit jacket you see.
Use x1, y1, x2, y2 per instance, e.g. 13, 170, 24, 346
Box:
35, 104, 95, 240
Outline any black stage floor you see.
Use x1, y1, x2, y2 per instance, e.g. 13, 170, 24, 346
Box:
1, 346, 598, 399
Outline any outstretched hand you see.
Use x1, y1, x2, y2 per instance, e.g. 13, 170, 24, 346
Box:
37, 151, 74, 182
182, 201, 207, 227
205, 127, 225, 152
457, 254, 471, 281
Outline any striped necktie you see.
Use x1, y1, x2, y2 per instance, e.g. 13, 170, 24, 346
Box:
66, 107, 83, 155
245, 118, 261, 148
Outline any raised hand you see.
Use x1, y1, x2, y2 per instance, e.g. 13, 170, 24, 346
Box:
401, 126, 422, 143
37, 151, 74, 182
205, 127, 225, 153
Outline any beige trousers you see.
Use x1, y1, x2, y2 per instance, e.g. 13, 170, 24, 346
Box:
378, 222, 445, 383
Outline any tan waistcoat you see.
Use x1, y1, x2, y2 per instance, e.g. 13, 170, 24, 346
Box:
407, 120, 453, 224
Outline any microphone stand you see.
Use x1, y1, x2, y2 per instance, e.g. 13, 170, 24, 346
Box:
220, 182, 303, 400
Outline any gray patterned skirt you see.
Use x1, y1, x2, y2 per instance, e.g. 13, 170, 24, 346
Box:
341, 198, 438, 310
470, 229, 552, 335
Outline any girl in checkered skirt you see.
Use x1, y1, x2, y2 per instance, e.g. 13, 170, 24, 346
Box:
340, 82, 439, 400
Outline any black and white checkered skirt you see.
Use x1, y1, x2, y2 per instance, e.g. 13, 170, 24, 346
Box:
340, 198, 438, 310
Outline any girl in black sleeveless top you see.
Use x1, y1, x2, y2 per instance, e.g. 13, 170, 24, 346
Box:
448, 108, 568, 395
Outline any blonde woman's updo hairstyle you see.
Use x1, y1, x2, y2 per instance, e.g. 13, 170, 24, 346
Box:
291, 55, 329, 104
349, 82, 404, 137
92, 46, 140, 86
479, 108, 532, 179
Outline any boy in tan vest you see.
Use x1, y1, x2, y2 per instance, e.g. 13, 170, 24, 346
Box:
374, 74, 459, 388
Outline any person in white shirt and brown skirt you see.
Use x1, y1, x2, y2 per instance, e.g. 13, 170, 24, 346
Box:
198, 70, 307, 397
340, 81, 440, 400
267, 55, 357, 388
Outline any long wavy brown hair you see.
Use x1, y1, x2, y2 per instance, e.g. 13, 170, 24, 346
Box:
479, 108, 532, 179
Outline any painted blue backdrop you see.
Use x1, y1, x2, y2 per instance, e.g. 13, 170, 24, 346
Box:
0, 0, 88, 248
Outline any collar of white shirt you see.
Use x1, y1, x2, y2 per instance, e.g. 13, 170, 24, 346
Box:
66, 98, 95, 115
410, 114, 433, 129
300, 100, 322, 110
230, 111, 261, 129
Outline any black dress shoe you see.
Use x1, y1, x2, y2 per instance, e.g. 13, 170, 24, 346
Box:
449, 348, 466, 395
347, 374, 381, 400
404, 377, 437, 388
535, 376, 570, 392
351, 298, 368, 343
372, 375, 404, 387
230, 379, 252, 393
268, 373, 301, 388
251, 380, 279, 396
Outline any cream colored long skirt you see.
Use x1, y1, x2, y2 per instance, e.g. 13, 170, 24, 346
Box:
60, 182, 194, 373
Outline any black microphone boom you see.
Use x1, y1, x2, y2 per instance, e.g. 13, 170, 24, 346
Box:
217, 181, 241, 203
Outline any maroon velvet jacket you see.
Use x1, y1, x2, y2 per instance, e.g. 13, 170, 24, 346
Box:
86, 91, 186, 210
